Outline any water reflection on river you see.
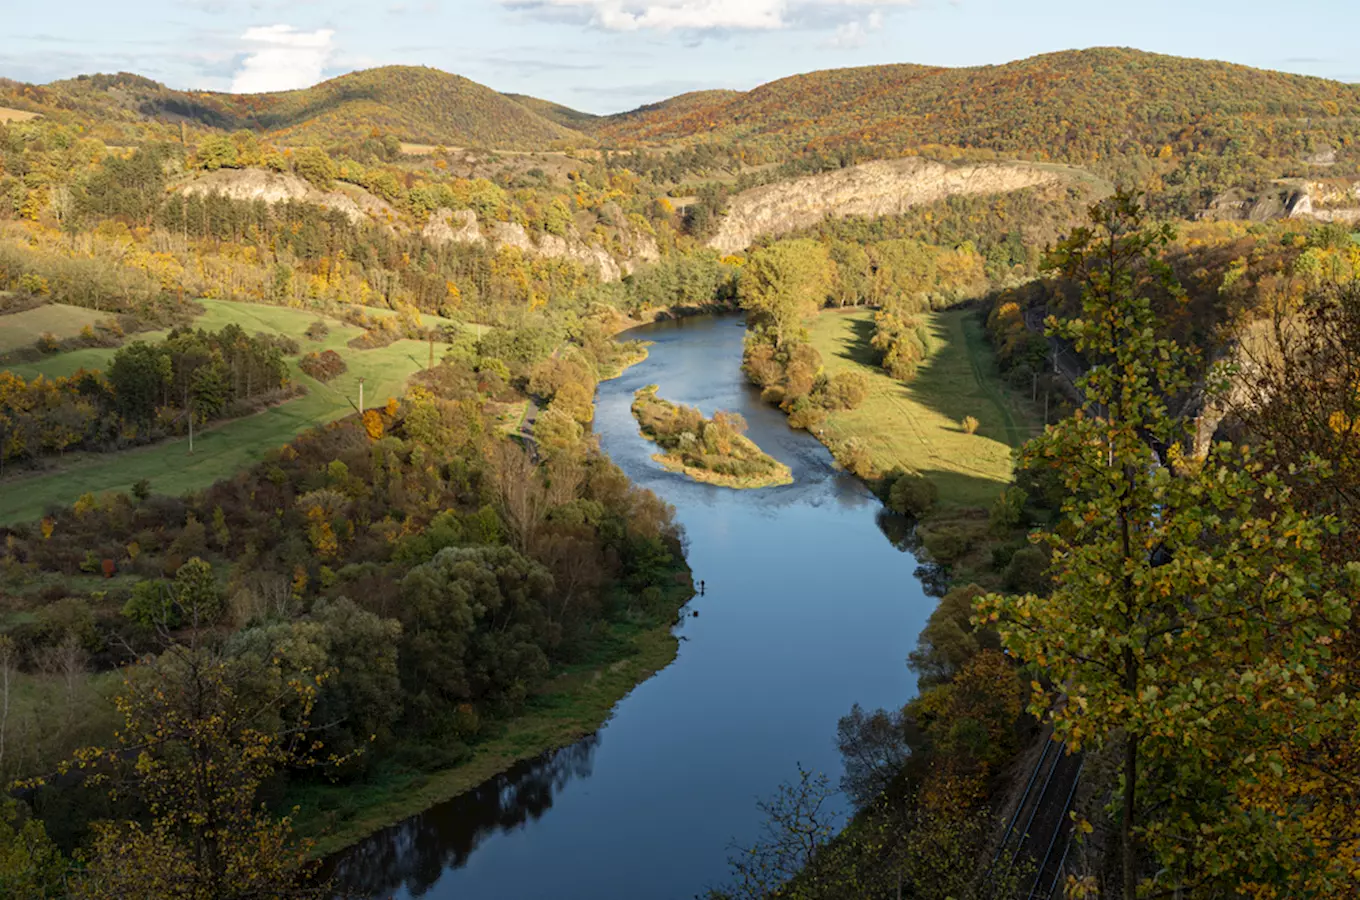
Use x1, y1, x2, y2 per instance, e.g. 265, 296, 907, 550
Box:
333, 314, 938, 899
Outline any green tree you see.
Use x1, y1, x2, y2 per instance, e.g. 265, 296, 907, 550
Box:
398, 546, 557, 726
195, 136, 239, 171
0, 799, 66, 899
106, 342, 170, 421
739, 239, 833, 350
292, 147, 336, 190
977, 193, 1354, 896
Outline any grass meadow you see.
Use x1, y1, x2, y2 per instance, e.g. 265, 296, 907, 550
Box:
805, 307, 1042, 508
0, 299, 460, 524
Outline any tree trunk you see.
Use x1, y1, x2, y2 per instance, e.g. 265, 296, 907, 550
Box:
1123, 730, 1139, 897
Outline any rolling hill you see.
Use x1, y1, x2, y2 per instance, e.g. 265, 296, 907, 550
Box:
598, 48, 1360, 165
22, 67, 589, 150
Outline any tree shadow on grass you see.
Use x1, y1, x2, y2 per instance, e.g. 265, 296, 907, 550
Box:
835, 314, 879, 368
898, 308, 1040, 450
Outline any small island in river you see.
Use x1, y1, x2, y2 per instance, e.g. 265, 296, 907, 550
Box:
631, 385, 793, 489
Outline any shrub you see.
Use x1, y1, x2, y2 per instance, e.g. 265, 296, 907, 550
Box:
832, 438, 875, 479
299, 349, 347, 382
305, 319, 330, 341
989, 487, 1027, 532
918, 522, 979, 565
821, 371, 869, 411
786, 398, 827, 432
889, 472, 939, 518
36, 332, 59, 353
961, 415, 980, 434
1003, 545, 1051, 594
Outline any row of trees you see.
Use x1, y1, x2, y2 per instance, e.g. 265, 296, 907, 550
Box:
0, 324, 292, 467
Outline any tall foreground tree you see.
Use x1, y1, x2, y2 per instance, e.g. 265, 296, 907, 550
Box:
46, 647, 334, 900
979, 193, 1355, 896
1229, 276, 1360, 895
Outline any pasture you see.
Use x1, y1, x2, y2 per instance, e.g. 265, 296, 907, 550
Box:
806, 307, 1042, 508
0, 303, 107, 354
0, 299, 462, 524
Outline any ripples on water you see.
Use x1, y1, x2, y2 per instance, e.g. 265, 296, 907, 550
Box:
334, 315, 938, 900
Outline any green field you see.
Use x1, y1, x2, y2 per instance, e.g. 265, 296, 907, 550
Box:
806, 307, 1041, 508
0, 303, 107, 354
0, 299, 459, 525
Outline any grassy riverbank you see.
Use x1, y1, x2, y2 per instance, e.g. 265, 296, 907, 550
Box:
294, 577, 691, 857
632, 385, 793, 489
805, 307, 1041, 508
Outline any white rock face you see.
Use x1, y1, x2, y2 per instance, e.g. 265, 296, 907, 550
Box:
177, 168, 396, 226
423, 208, 485, 245
707, 157, 1063, 254
488, 221, 624, 282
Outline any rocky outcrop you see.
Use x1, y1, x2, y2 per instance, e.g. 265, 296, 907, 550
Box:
177, 168, 397, 226
487, 221, 624, 282
707, 157, 1064, 253
423, 208, 485, 245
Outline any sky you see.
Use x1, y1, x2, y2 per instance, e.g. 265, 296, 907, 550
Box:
3, 0, 1359, 114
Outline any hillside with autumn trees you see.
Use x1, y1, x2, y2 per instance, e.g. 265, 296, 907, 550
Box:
5, 38, 1360, 900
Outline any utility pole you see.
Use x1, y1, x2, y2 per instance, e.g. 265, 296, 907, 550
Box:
358, 378, 365, 415
188, 401, 194, 455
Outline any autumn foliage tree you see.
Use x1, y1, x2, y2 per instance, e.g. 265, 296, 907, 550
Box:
60, 647, 335, 900
978, 193, 1356, 897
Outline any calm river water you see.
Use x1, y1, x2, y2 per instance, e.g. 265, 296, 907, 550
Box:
333, 314, 938, 899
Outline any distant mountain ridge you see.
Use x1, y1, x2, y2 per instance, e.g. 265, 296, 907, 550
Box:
596, 48, 1360, 165
13, 66, 585, 150
5, 48, 1360, 168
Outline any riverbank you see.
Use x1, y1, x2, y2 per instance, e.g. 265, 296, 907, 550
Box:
295, 575, 693, 858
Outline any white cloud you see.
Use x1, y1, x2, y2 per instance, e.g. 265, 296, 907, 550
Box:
827, 10, 883, 47
503, 0, 914, 34
229, 25, 335, 93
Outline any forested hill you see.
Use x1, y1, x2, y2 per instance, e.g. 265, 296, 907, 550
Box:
6, 66, 586, 150
598, 47, 1360, 164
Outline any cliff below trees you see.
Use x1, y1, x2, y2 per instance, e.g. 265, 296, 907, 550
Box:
706, 158, 1073, 253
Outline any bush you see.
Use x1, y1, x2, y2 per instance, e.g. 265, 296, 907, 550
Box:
1004, 545, 1051, 594
821, 371, 869, 411
889, 472, 939, 518
299, 349, 347, 382
305, 320, 330, 342
961, 415, 980, 434
832, 438, 875, 479
786, 398, 827, 432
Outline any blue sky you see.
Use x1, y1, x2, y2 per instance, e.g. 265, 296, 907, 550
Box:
3, 0, 1358, 114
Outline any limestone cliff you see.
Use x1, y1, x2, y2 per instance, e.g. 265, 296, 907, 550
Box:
707, 158, 1065, 254
176, 169, 398, 225
422, 208, 484, 246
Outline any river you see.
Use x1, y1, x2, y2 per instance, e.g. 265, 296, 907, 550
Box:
332, 314, 939, 899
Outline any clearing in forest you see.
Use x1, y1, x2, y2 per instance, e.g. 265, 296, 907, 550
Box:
0, 303, 107, 354
0, 299, 463, 525
805, 307, 1041, 508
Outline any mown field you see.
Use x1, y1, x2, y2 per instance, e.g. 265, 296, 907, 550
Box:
0, 299, 461, 525
0, 302, 107, 353
806, 307, 1042, 508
